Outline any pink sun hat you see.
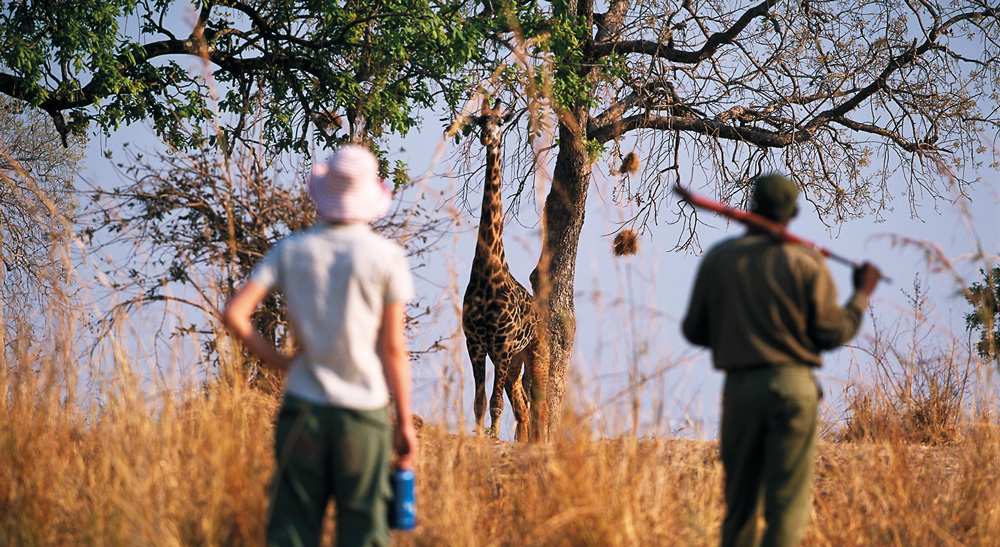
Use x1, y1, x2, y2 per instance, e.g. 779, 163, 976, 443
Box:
308, 145, 392, 222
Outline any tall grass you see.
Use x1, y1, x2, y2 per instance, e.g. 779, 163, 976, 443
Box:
1, 300, 998, 546
0, 319, 275, 546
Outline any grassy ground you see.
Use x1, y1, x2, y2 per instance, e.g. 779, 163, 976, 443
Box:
2, 347, 998, 547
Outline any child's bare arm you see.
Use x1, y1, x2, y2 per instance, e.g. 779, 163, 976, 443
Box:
378, 302, 417, 469
222, 281, 292, 371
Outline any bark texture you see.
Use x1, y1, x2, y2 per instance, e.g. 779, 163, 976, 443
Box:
536, 118, 592, 435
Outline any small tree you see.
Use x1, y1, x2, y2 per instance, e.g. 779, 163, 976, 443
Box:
0, 95, 83, 316
965, 266, 999, 361
85, 141, 446, 380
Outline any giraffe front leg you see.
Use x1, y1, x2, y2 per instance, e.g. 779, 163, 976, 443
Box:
467, 340, 487, 435
487, 355, 509, 439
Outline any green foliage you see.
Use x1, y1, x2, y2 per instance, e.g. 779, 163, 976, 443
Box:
390, 159, 411, 189
598, 52, 629, 83
0, 0, 483, 152
965, 267, 1000, 360
585, 138, 604, 163
546, 4, 590, 110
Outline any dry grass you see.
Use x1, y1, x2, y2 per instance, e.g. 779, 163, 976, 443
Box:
0, 341, 276, 546
838, 280, 979, 445
2, 317, 998, 547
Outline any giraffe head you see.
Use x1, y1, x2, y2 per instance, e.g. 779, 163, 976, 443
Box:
477, 99, 503, 148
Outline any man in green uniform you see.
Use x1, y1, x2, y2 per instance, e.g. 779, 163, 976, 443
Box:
682, 174, 881, 547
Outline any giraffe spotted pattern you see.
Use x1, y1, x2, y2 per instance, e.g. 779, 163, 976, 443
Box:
461, 100, 538, 441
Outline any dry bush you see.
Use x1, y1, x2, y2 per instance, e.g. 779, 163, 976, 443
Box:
839, 278, 976, 445
409, 426, 724, 547
812, 424, 1000, 546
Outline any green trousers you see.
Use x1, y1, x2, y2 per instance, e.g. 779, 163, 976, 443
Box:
720, 366, 820, 547
267, 394, 392, 547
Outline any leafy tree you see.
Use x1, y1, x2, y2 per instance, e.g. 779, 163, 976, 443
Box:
0, 0, 481, 150
965, 266, 999, 361
463, 0, 1000, 437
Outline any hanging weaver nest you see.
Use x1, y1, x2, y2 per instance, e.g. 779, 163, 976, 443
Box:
613, 229, 639, 256
620, 151, 640, 175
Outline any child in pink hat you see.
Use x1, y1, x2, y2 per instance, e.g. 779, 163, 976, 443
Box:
223, 144, 416, 547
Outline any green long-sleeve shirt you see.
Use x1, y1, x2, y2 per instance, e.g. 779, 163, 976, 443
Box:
682, 233, 869, 370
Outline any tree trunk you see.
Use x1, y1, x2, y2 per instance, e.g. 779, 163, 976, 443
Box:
534, 119, 592, 436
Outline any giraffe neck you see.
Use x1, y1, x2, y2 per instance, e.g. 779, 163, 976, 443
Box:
473, 126, 508, 273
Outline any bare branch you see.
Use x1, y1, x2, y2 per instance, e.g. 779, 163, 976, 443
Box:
596, 111, 807, 147
806, 9, 997, 130
592, 0, 777, 63
832, 116, 943, 154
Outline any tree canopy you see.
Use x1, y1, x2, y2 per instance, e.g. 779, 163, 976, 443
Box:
0, 0, 482, 151
474, 0, 1000, 229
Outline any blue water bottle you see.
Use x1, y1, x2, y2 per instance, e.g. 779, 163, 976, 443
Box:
390, 468, 416, 530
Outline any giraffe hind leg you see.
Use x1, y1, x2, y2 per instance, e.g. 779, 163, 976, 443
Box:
466, 339, 487, 435
506, 356, 530, 442
520, 349, 533, 408
525, 340, 548, 442
487, 353, 510, 439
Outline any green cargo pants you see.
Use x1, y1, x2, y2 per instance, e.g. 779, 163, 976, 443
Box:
267, 394, 393, 547
720, 366, 820, 547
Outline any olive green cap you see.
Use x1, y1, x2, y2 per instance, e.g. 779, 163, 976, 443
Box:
751, 173, 799, 222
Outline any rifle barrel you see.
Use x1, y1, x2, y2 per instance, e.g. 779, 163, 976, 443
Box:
674, 185, 892, 284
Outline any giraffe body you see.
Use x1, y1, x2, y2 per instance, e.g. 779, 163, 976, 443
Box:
462, 101, 537, 441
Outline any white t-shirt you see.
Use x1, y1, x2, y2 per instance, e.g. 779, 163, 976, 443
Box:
248, 223, 414, 409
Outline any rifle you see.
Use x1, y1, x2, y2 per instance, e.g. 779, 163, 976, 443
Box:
674, 185, 891, 283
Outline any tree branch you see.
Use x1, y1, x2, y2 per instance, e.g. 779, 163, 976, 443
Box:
831, 116, 943, 154
806, 9, 996, 130
0, 37, 196, 113
601, 112, 808, 147
591, 0, 776, 63
594, 0, 631, 43
588, 78, 682, 137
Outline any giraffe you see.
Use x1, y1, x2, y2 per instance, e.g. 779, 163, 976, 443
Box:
462, 100, 537, 441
